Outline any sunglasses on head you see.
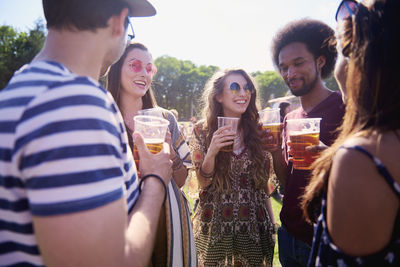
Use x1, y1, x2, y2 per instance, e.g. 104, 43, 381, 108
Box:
229, 82, 253, 95
335, 0, 358, 21
128, 59, 157, 75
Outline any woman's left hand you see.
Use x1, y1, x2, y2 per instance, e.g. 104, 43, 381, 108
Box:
165, 129, 177, 160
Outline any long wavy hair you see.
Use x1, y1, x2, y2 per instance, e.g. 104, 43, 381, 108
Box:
302, 0, 400, 223
198, 69, 268, 193
106, 42, 157, 150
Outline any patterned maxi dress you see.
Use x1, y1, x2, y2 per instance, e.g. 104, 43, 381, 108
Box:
189, 123, 275, 267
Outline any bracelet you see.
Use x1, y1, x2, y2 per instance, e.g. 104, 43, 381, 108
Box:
199, 165, 214, 179
272, 222, 280, 234
138, 174, 167, 203
172, 154, 183, 171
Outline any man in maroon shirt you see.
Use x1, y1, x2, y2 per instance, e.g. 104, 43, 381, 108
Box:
269, 19, 345, 267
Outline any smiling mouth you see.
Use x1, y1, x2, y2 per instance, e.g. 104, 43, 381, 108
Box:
235, 99, 247, 104
288, 78, 302, 88
134, 81, 146, 87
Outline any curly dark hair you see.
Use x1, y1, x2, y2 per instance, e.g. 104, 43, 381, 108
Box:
271, 18, 337, 79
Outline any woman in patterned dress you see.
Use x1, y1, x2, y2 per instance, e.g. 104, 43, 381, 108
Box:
189, 69, 276, 266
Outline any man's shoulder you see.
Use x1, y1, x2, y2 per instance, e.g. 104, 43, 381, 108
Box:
3, 61, 95, 93
310, 91, 345, 117
325, 91, 343, 104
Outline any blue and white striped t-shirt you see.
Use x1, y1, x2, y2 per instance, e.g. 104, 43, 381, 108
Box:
0, 61, 139, 266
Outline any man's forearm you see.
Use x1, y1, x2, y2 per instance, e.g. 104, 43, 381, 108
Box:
271, 150, 289, 188
125, 178, 166, 267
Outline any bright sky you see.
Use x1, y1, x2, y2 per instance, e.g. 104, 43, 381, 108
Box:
0, 0, 339, 72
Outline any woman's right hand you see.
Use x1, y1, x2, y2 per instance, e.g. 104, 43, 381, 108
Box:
207, 125, 236, 157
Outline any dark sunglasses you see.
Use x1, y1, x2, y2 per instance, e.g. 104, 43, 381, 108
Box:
128, 59, 157, 75
229, 82, 253, 95
335, 0, 358, 21
125, 17, 135, 41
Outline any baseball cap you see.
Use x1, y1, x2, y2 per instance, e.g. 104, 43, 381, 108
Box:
126, 0, 157, 17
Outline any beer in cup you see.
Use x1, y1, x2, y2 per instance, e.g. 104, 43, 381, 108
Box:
259, 108, 282, 149
286, 118, 321, 170
133, 115, 170, 176
217, 116, 239, 152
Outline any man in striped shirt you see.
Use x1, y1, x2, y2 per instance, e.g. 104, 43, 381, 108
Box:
0, 0, 173, 266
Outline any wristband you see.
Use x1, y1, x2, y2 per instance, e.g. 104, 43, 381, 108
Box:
199, 165, 214, 178
139, 174, 167, 203
272, 222, 280, 234
172, 154, 183, 171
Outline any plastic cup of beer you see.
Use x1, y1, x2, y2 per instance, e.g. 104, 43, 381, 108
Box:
286, 118, 321, 170
259, 108, 281, 149
217, 116, 239, 152
133, 115, 170, 175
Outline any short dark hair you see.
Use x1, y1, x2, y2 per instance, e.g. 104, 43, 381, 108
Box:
271, 18, 337, 79
43, 0, 130, 31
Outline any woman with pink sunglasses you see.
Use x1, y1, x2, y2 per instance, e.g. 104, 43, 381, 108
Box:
107, 42, 197, 267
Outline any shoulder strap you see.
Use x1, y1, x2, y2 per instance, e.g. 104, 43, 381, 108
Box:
340, 145, 400, 199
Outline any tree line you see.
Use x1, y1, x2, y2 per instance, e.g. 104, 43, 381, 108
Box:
0, 22, 339, 120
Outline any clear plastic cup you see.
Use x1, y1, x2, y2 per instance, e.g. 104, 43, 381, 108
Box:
286, 118, 321, 170
133, 115, 170, 176
217, 116, 239, 152
259, 108, 282, 149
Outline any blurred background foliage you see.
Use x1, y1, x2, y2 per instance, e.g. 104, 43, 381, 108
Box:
0, 22, 339, 120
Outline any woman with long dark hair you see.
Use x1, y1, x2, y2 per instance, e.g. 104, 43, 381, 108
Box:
302, 0, 400, 265
107, 42, 196, 267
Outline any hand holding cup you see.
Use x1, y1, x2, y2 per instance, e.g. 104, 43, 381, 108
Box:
259, 108, 282, 151
208, 125, 237, 156
286, 118, 322, 170
132, 132, 172, 185
216, 116, 239, 153
133, 115, 170, 177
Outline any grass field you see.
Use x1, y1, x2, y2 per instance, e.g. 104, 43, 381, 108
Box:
271, 197, 283, 267
183, 169, 283, 267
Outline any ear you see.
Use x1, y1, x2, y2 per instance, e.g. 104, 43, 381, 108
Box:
316, 55, 326, 71
109, 8, 129, 37
216, 93, 223, 103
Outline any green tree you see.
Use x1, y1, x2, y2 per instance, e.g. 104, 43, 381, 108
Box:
0, 19, 46, 90
153, 55, 217, 120
253, 71, 289, 108
324, 75, 340, 92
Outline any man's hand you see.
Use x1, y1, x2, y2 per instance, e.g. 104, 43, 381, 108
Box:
305, 141, 328, 153
258, 123, 283, 152
133, 132, 172, 184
